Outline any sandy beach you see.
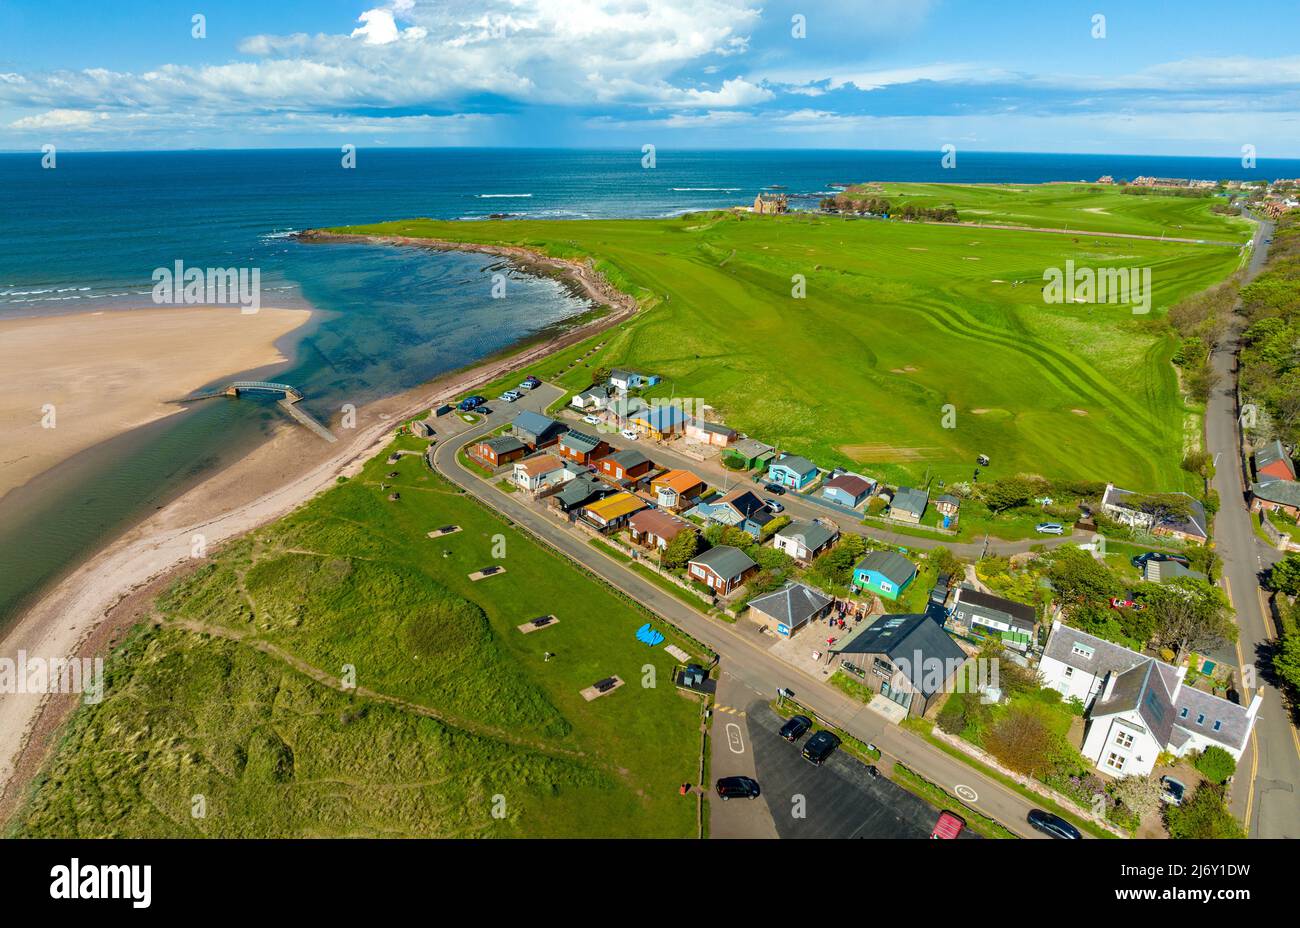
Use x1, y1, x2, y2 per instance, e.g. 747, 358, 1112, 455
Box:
0, 241, 639, 816
0, 305, 312, 500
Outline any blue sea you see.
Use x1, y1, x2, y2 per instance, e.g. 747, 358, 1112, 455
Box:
1, 147, 1298, 624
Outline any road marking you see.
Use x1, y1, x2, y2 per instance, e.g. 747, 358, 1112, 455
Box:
726, 722, 745, 755
954, 784, 979, 803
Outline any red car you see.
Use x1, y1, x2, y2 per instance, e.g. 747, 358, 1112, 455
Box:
930, 811, 965, 839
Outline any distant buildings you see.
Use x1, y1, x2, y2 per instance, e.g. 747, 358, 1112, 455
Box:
753, 193, 789, 214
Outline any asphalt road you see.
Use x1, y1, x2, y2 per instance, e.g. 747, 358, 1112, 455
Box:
1206, 216, 1300, 838
432, 389, 1060, 838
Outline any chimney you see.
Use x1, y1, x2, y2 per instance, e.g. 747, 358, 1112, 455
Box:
1101, 671, 1118, 702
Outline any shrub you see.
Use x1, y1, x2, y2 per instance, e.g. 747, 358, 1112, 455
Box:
1164, 785, 1244, 839
1193, 746, 1237, 784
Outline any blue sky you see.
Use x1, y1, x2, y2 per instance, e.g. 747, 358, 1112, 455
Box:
2, 0, 1299, 154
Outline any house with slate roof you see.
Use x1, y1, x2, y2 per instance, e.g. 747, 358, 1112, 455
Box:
511, 410, 568, 449
1254, 439, 1296, 482
628, 508, 690, 550
830, 613, 968, 718
1248, 441, 1300, 523
772, 519, 839, 563
1100, 483, 1208, 545
596, 448, 653, 482
684, 418, 737, 447
549, 474, 612, 514
888, 486, 929, 524
693, 487, 776, 539
473, 434, 527, 467
726, 437, 776, 470
688, 545, 758, 595
949, 587, 1037, 651
747, 582, 833, 637
1039, 619, 1262, 777
767, 453, 819, 490
852, 550, 918, 602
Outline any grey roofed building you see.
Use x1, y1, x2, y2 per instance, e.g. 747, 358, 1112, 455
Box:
559, 430, 604, 454
551, 475, 610, 512
776, 519, 837, 552
512, 410, 566, 445
690, 544, 758, 582
1144, 559, 1206, 583
1100, 484, 1209, 541
771, 453, 817, 475
890, 486, 929, 516
1250, 479, 1300, 508
485, 435, 527, 455
853, 550, 918, 588
832, 613, 967, 697
1089, 657, 1255, 753
936, 493, 961, 508
730, 437, 774, 459
603, 448, 650, 470
692, 419, 736, 437
952, 587, 1037, 633
747, 582, 833, 630
1042, 622, 1147, 680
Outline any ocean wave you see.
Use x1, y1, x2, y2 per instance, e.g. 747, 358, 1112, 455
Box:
476, 193, 533, 198
671, 187, 741, 192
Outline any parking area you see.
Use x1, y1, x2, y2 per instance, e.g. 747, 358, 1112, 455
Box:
744, 702, 979, 839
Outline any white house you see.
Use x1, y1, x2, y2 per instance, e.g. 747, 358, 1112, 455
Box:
570, 387, 610, 411
609, 368, 659, 393
1039, 620, 1261, 777
1099, 483, 1209, 545
772, 520, 838, 563
512, 454, 576, 494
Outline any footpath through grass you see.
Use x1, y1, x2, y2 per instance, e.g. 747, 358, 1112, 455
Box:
10, 435, 705, 838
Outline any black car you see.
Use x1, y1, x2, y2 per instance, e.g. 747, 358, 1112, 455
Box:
780, 714, 812, 743
1027, 808, 1082, 839
715, 776, 761, 800
1130, 551, 1190, 570
801, 730, 840, 766
764, 483, 787, 496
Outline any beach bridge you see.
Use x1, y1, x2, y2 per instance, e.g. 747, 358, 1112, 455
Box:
177, 381, 336, 443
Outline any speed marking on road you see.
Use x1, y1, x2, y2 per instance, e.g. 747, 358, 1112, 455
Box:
954, 784, 979, 803
726, 723, 745, 755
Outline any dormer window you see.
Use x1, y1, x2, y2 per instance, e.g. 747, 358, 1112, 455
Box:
1071, 643, 1095, 659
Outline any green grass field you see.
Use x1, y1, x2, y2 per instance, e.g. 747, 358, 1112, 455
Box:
10, 437, 705, 838
859, 182, 1252, 242
338, 205, 1242, 490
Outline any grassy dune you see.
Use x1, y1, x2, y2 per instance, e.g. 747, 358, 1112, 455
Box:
862, 181, 1252, 241
11, 438, 704, 838
340, 208, 1242, 489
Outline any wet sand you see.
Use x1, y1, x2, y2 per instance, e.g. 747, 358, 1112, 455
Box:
0, 305, 312, 500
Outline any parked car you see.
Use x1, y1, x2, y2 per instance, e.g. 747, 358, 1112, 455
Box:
766, 499, 785, 513
620, 428, 639, 441
801, 730, 840, 766
1160, 776, 1186, 806
458, 395, 486, 411
715, 776, 761, 800
779, 714, 812, 743
1130, 551, 1190, 569
764, 483, 787, 496
582, 414, 601, 425
1035, 522, 1064, 535
930, 811, 966, 839
519, 376, 541, 390
499, 390, 520, 403
1027, 808, 1081, 839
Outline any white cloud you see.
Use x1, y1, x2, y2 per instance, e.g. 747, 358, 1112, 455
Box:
9, 108, 106, 129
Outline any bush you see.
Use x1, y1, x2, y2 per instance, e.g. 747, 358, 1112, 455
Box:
1164, 785, 1244, 839
1193, 746, 1237, 784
